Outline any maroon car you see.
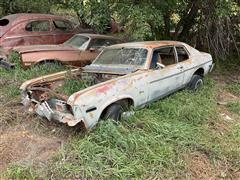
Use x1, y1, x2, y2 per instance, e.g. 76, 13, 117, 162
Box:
0, 13, 92, 58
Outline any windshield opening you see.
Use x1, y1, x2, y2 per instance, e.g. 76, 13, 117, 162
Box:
93, 48, 148, 66
64, 35, 89, 50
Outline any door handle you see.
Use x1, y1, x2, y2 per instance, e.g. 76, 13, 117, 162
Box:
178, 65, 184, 69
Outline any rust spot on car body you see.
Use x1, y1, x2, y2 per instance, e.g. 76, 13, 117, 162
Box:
96, 85, 111, 94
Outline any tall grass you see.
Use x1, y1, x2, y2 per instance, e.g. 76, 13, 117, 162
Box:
42, 79, 233, 179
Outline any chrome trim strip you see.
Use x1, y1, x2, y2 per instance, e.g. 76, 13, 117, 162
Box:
150, 60, 212, 84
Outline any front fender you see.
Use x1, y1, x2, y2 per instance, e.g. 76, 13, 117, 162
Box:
99, 94, 134, 115
79, 94, 134, 129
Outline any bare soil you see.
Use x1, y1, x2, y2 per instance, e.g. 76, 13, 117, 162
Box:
0, 96, 79, 172
185, 152, 240, 180
0, 129, 61, 170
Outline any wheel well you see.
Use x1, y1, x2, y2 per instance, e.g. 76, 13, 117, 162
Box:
37, 59, 62, 65
194, 68, 204, 77
100, 98, 134, 119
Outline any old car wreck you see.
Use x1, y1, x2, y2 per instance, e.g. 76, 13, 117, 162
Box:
20, 41, 214, 130
0, 13, 92, 57
1, 33, 121, 69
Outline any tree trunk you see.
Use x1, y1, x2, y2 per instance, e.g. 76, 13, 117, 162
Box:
163, 13, 171, 39
174, 0, 201, 41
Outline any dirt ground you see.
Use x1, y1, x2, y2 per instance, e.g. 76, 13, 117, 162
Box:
0, 95, 79, 173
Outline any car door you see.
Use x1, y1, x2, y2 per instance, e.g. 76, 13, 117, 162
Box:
175, 46, 192, 85
147, 46, 185, 102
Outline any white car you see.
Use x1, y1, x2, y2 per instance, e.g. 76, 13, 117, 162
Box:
20, 41, 214, 129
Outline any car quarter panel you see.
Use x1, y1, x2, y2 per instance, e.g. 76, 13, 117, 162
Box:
20, 50, 82, 67
179, 45, 213, 85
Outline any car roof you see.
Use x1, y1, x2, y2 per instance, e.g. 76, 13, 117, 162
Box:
2, 13, 70, 26
108, 41, 187, 49
77, 33, 120, 40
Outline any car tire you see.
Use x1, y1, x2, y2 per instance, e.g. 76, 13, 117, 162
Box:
188, 75, 204, 91
104, 103, 124, 122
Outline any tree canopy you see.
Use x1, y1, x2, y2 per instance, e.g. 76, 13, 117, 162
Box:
0, 0, 239, 60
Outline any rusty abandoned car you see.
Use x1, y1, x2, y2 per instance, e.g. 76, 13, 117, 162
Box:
1, 33, 121, 69
20, 41, 214, 129
0, 13, 93, 66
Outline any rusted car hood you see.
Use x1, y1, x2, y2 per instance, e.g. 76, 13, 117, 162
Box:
13, 44, 78, 54
83, 64, 138, 75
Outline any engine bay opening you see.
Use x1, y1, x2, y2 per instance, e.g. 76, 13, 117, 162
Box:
26, 71, 122, 102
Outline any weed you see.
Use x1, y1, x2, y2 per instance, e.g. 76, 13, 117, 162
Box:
226, 83, 240, 96
56, 78, 90, 96
227, 101, 240, 115
8, 51, 22, 69
2, 165, 36, 180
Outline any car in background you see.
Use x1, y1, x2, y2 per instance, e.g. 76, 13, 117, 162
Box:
2, 33, 121, 69
20, 41, 214, 130
0, 13, 92, 58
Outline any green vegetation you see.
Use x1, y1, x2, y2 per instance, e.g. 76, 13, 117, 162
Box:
3, 166, 36, 180
57, 78, 90, 96
3, 75, 240, 179
1, 0, 239, 60
42, 79, 240, 179
226, 83, 240, 97
0, 61, 66, 99
227, 101, 240, 115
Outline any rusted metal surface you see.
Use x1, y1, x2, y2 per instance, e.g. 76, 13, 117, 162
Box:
0, 13, 93, 57
5, 34, 121, 68
20, 41, 214, 130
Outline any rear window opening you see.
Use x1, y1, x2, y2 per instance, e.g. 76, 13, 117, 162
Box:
0, 19, 9, 26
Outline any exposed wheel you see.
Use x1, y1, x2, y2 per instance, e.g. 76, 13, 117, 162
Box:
188, 75, 204, 91
103, 103, 124, 122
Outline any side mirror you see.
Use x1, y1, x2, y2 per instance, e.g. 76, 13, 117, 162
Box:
156, 62, 165, 69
